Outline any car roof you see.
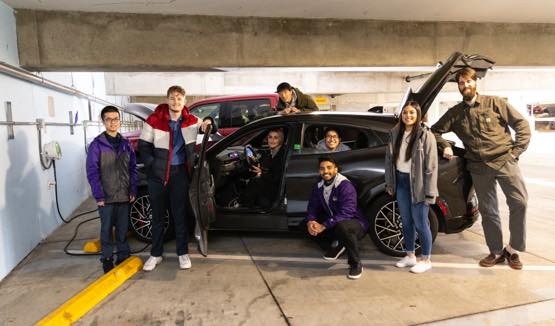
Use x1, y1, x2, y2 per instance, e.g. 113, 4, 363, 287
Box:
122, 103, 156, 120
189, 93, 279, 107
246, 111, 398, 127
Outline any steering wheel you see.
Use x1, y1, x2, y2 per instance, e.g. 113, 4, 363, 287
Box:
244, 145, 259, 168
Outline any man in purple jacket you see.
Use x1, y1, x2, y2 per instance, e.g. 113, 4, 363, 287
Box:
86, 106, 138, 273
304, 156, 368, 279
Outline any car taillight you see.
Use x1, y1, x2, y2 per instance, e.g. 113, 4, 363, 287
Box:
435, 197, 448, 217
467, 193, 479, 215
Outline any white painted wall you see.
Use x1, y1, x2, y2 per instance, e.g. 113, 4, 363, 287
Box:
0, 1, 130, 280
0, 0, 18, 66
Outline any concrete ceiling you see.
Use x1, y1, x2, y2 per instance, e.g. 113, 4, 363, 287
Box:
5, 0, 555, 24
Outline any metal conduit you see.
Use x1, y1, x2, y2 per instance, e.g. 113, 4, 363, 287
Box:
0, 61, 121, 109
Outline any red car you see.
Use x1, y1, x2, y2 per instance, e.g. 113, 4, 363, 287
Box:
188, 93, 279, 137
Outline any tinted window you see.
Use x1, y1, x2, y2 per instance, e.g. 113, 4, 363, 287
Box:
300, 124, 381, 154
220, 99, 273, 128
230, 126, 288, 148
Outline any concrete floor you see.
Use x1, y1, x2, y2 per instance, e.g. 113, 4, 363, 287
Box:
1, 133, 555, 326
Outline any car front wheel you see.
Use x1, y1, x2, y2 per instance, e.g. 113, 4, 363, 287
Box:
367, 194, 438, 257
129, 190, 172, 243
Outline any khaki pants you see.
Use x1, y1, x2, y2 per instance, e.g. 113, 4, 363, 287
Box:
471, 160, 528, 254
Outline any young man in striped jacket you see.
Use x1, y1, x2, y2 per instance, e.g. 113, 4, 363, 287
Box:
139, 85, 214, 272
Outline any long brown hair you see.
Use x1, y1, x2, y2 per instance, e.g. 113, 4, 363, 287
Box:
393, 101, 422, 164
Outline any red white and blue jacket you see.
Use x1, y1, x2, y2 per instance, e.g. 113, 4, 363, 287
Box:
138, 103, 214, 184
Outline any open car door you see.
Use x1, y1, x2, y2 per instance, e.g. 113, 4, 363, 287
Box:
189, 124, 216, 256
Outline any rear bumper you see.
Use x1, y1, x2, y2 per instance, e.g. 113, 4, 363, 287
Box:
444, 211, 480, 234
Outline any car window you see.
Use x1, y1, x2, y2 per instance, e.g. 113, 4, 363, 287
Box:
299, 124, 380, 154
190, 103, 221, 127
230, 126, 288, 148
368, 129, 388, 146
220, 99, 273, 128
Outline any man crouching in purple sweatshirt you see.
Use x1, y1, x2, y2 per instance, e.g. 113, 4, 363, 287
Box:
303, 156, 369, 279
86, 106, 138, 273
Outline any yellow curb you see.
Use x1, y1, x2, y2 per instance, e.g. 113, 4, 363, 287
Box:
82, 238, 101, 253
36, 256, 143, 326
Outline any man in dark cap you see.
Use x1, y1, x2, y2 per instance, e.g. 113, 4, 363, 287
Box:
276, 82, 319, 114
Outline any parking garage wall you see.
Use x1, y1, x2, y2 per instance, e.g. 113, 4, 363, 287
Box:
0, 0, 18, 66
0, 2, 132, 281
0, 72, 130, 281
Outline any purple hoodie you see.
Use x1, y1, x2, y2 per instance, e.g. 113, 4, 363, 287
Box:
306, 173, 369, 231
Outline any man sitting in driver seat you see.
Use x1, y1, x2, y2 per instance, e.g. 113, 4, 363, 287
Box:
316, 128, 350, 152
239, 129, 286, 209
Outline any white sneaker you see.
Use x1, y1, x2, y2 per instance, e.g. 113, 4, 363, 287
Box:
143, 256, 163, 272
395, 255, 417, 268
410, 261, 432, 274
178, 254, 192, 270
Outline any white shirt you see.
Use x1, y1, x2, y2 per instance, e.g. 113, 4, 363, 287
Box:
323, 182, 334, 206
396, 130, 412, 173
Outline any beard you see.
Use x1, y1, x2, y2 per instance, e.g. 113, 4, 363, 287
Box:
321, 173, 335, 180
461, 86, 476, 102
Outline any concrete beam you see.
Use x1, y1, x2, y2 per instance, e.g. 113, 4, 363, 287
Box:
14, 9, 555, 71
104, 71, 417, 96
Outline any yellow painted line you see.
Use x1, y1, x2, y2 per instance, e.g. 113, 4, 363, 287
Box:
36, 256, 143, 326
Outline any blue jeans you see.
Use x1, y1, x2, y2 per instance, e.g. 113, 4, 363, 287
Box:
395, 171, 432, 258
98, 202, 130, 261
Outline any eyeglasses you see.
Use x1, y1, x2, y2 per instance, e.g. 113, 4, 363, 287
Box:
326, 135, 339, 139
104, 118, 120, 124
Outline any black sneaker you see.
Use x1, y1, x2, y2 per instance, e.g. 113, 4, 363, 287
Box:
348, 263, 363, 279
102, 258, 114, 274
323, 245, 346, 260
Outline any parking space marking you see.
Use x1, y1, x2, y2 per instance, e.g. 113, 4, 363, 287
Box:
524, 177, 555, 189
137, 252, 555, 271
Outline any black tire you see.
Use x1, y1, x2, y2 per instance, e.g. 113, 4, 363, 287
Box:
129, 187, 174, 243
367, 194, 439, 257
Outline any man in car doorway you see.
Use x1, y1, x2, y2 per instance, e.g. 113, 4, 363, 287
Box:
139, 85, 214, 272
276, 82, 319, 114
431, 67, 531, 269
303, 156, 368, 279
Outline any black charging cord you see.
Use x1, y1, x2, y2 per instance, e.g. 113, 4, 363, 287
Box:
52, 161, 150, 256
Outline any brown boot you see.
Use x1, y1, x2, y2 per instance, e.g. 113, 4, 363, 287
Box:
503, 248, 523, 270
479, 253, 505, 267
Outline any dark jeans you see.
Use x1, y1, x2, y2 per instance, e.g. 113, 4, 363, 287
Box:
302, 219, 366, 266
149, 164, 189, 257
240, 177, 274, 209
98, 202, 130, 261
